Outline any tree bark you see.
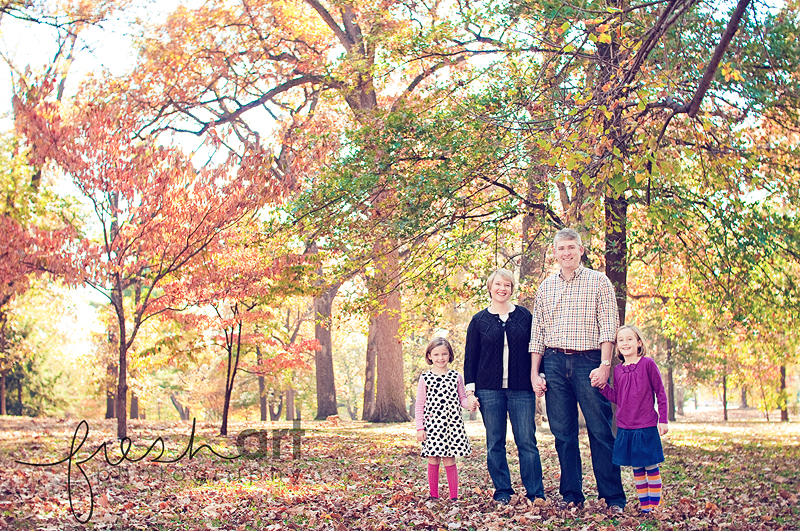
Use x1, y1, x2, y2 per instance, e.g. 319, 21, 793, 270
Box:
722, 374, 728, 421
0, 370, 6, 416
666, 338, 676, 422
113, 295, 128, 439
519, 173, 549, 309
313, 282, 340, 419
740, 387, 748, 408
780, 365, 789, 422
105, 362, 116, 419
604, 194, 628, 325
286, 387, 296, 420
130, 393, 139, 420
362, 314, 377, 420
170, 394, 190, 420
366, 244, 411, 422
257, 346, 267, 422
269, 390, 283, 421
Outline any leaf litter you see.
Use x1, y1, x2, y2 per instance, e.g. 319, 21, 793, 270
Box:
0, 415, 797, 530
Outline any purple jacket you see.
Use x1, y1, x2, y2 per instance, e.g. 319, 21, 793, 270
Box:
600, 357, 668, 429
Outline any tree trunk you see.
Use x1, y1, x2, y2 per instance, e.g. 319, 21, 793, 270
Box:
114, 307, 128, 439
170, 395, 190, 420
366, 244, 411, 423
314, 282, 340, 419
676, 386, 685, 416
105, 363, 116, 419
130, 393, 139, 420
740, 387, 748, 409
257, 346, 267, 422
221, 318, 246, 436
0, 370, 6, 416
722, 374, 728, 421
780, 365, 789, 422
666, 338, 676, 422
286, 387, 296, 420
519, 173, 548, 309
362, 314, 377, 420
269, 390, 283, 421
604, 194, 628, 325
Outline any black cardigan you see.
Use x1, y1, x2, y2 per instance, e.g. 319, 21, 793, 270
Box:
463, 306, 534, 391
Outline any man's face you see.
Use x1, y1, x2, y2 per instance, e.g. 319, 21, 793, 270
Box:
554, 238, 584, 271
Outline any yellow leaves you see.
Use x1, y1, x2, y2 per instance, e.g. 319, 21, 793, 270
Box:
720, 62, 744, 82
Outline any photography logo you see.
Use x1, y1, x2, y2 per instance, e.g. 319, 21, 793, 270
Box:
15, 419, 305, 524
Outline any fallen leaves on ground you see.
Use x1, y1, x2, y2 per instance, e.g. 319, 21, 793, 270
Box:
0, 410, 798, 530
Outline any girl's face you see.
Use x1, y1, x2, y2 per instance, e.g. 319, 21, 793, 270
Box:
616, 328, 642, 358
428, 345, 451, 370
489, 276, 513, 304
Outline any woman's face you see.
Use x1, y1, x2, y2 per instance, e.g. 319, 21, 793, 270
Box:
489, 276, 513, 304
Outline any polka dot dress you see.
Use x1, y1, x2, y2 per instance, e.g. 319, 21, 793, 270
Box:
421, 370, 472, 458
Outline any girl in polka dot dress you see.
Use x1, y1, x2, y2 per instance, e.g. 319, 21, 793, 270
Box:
415, 337, 477, 500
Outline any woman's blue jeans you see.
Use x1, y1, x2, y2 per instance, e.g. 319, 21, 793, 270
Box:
543, 348, 626, 508
476, 388, 545, 501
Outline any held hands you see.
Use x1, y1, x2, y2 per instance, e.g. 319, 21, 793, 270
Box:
416, 430, 426, 442
589, 364, 610, 388
466, 394, 480, 412
658, 423, 669, 436
531, 374, 547, 397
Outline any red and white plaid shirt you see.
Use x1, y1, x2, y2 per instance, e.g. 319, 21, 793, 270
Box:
529, 265, 619, 355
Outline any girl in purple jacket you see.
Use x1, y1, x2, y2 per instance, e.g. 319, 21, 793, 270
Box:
599, 325, 668, 513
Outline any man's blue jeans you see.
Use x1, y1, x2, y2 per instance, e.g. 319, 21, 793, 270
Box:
543, 348, 626, 508
476, 388, 545, 501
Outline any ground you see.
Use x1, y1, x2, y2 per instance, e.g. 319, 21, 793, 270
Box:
1, 408, 798, 530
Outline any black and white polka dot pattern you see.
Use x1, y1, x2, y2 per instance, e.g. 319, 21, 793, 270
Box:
421, 370, 472, 458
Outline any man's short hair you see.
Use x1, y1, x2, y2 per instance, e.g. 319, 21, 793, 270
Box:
486, 268, 515, 295
553, 228, 583, 248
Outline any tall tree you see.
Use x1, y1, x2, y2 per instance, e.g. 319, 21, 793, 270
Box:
128, 0, 519, 421
15, 81, 278, 438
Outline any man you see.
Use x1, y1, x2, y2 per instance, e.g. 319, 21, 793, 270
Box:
529, 228, 626, 512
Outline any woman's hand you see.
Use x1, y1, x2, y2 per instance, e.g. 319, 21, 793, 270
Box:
416, 430, 426, 442
658, 423, 668, 436
467, 394, 480, 412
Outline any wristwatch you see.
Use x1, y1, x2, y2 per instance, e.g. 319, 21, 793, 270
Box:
601, 359, 611, 366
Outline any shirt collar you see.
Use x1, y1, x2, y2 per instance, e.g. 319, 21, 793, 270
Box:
559, 264, 584, 281
487, 304, 516, 316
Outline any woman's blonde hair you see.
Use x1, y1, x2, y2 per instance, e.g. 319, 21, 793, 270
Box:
486, 268, 515, 296
614, 324, 648, 361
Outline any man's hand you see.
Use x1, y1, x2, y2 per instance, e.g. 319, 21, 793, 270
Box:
416, 430, 426, 442
658, 423, 669, 436
589, 363, 610, 388
531, 374, 547, 397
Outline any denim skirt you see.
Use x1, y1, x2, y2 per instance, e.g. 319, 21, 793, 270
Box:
612, 426, 664, 467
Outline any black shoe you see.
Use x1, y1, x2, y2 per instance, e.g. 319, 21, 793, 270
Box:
494, 495, 511, 506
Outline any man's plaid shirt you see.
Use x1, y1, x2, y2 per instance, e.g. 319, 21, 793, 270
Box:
529, 265, 619, 355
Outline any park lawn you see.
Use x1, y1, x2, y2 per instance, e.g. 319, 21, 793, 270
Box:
0, 413, 798, 530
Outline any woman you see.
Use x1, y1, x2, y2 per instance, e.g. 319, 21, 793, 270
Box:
464, 268, 545, 505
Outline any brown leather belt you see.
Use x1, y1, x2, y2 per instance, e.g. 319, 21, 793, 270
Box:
546, 347, 600, 355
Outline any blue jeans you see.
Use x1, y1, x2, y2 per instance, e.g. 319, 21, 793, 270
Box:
476, 389, 545, 501
543, 348, 626, 508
